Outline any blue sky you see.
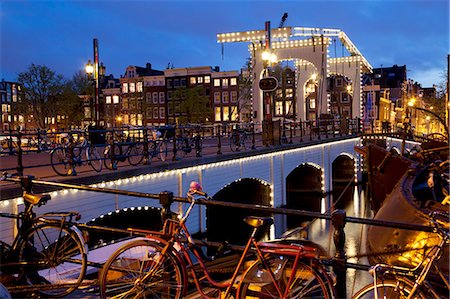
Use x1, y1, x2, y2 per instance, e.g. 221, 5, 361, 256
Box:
1, 0, 448, 87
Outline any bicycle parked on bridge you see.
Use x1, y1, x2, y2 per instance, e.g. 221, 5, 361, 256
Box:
0, 174, 87, 297
99, 182, 335, 298
50, 131, 102, 176
229, 127, 249, 152
352, 210, 449, 299
175, 129, 202, 159
103, 131, 144, 170
141, 129, 169, 164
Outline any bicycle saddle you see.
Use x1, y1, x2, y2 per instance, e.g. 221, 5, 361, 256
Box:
23, 191, 50, 205
244, 216, 273, 228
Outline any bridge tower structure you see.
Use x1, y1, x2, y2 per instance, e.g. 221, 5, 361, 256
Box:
217, 26, 373, 123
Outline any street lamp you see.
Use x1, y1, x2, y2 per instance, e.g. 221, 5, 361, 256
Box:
85, 38, 103, 125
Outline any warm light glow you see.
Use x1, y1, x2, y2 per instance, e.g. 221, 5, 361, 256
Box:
85, 60, 94, 75
346, 85, 352, 92
408, 98, 416, 107
311, 73, 317, 81
261, 51, 271, 61
116, 116, 122, 122
426, 116, 430, 121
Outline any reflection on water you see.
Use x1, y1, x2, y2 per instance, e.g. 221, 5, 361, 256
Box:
305, 184, 374, 297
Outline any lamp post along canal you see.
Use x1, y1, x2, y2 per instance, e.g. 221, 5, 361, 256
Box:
85, 38, 104, 125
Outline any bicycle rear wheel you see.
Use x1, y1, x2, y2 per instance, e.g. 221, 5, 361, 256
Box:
230, 134, 239, 152
238, 256, 333, 298
99, 239, 183, 299
88, 146, 102, 172
50, 148, 70, 176
352, 279, 432, 299
127, 143, 144, 166
18, 223, 87, 297
104, 145, 121, 170
158, 141, 168, 162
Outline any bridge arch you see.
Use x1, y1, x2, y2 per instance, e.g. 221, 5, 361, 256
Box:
285, 162, 324, 229
206, 178, 272, 247
332, 153, 356, 209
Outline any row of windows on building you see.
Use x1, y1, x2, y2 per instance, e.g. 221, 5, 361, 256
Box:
121, 76, 239, 93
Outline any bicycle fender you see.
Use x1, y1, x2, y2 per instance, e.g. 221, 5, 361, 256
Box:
70, 225, 88, 255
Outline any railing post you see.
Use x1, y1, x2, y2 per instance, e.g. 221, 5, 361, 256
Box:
195, 127, 202, 157
142, 127, 150, 165
317, 119, 321, 140
110, 129, 117, 170
309, 121, 313, 141
289, 122, 293, 144
332, 209, 347, 299
37, 128, 42, 153
159, 191, 174, 223
217, 124, 222, 155
172, 126, 178, 162
8, 127, 14, 155
16, 131, 24, 176
251, 123, 256, 149
67, 132, 77, 176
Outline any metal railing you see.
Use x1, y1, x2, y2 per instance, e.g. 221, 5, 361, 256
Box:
0, 118, 364, 176
1, 175, 440, 299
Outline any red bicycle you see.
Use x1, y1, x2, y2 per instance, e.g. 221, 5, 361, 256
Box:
99, 182, 335, 298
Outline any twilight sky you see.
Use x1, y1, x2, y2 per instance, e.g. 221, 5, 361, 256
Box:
1, 0, 448, 87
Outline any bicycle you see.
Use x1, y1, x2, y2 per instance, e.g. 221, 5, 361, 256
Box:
352, 210, 449, 299
175, 130, 202, 159
0, 174, 88, 297
50, 131, 102, 176
142, 129, 169, 164
99, 182, 335, 298
229, 128, 249, 152
103, 132, 144, 170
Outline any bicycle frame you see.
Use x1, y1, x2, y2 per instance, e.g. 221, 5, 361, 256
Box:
135, 197, 322, 299
371, 213, 449, 299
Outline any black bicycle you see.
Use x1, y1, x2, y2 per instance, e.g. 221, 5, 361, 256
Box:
175, 131, 202, 159
0, 174, 87, 297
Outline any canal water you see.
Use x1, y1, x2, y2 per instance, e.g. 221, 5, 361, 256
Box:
306, 184, 374, 297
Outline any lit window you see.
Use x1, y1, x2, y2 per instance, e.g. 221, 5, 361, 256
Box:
137, 82, 143, 92
286, 88, 293, 98
113, 95, 119, 104
309, 98, 316, 109
106, 96, 112, 104
129, 83, 136, 93
197, 77, 203, 84
153, 92, 158, 104
222, 92, 229, 103
159, 92, 165, 103
137, 114, 143, 126
122, 83, 128, 93
223, 106, 230, 121
231, 91, 237, 103
190, 77, 197, 84
275, 101, 283, 115
215, 107, 221, 121
205, 76, 210, 84
230, 106, 238, 121
214, 79, 221, 87
222, 78, 229, 87
230, 78, 237, 86
285, 101, 292, 114
214, 92, 221, 103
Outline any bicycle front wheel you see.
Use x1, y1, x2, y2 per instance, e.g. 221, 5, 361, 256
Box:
88, 146, 102, 172
99, 239, 184, 299
18, 223, 87, 297
127, 143, 144, 166
50, 148, 70, 176
229, 134, 238, 152
238, 256, 333, 299
352, 279, 432, 299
